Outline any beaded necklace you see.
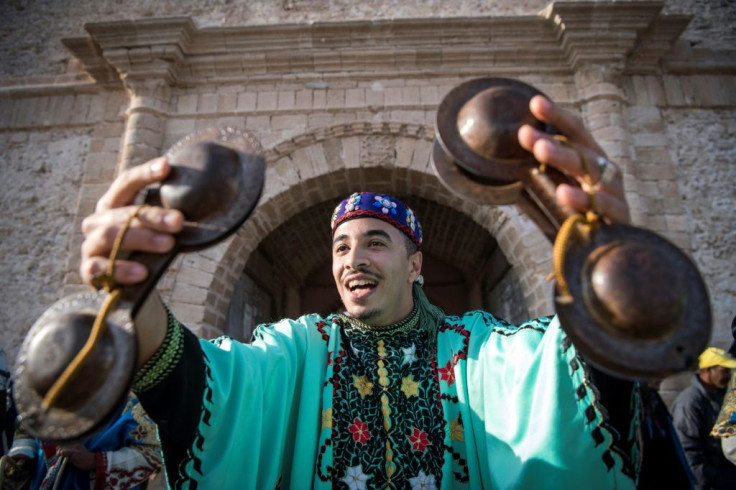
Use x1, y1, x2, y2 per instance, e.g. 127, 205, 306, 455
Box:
338, 305, 419, 336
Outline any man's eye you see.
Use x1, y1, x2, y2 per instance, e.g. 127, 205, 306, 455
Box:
369, 240, 385, 247
335, 245, 348, 253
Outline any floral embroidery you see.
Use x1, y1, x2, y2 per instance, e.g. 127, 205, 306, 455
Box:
408, 427, 431, 452
401, 375, 419, 398
342, 464, 371, 490
322, 408, 333, 430
350, 341, 362, 356
438, 360, 456, 386
406, 208, 418, 232
409, 470, 438, 489
106, 467, 157, 489
349, 418, 371, 444
331, 193, 363, 228
450, 417, 464, 442
402, 343, 418, 365
346, 193, 362, 212
373, 195, 398, 215
325, 314, 445, 488
353, 375, 374, 398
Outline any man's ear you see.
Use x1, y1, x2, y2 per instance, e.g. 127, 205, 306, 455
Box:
409, 251, 423, 282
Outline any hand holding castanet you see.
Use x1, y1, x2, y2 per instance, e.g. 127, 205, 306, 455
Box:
13, 127, 265, 442
433, 77, 711, 380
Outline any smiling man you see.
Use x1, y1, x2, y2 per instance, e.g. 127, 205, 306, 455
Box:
76, 96, 689, 489
331, 194, 423, 327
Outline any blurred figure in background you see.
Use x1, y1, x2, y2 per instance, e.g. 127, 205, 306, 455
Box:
637, 378, 695, 489
1, 347, 10, 456
672, 347, 736, 489
711, 316, 736, 468
1, 394, 161, 490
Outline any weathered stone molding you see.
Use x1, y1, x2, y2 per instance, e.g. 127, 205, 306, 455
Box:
265, 121, 434, 162
543, 1, 690, 74
6, 0, 728, 340
54, 1, 699, 91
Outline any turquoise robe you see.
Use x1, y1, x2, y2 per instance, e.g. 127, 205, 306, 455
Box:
163, 311, 637, 489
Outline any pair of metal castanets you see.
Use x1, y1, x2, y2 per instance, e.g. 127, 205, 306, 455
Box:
433, 77, 710, 380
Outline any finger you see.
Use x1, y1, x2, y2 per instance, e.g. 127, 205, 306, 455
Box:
528, 95, 604, 154
80, 256, 149, 287
82, 205, 183, 237
518, 131, 624, 196
96, 158, 170, 212
556, 184, 631, 224
82, 223, 176, 256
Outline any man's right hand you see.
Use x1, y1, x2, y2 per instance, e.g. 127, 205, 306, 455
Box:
79, 157, 184, 366
80, 158, 184, 287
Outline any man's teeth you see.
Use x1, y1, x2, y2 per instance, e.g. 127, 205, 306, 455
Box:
348, 280, 376, 290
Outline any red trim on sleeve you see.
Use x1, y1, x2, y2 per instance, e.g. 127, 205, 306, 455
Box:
93, 451, 108, 490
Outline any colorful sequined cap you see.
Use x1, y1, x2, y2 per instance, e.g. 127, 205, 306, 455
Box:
330, 192, 422, 248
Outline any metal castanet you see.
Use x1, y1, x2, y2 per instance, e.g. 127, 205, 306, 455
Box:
14, 127, 266, 442
434, 77, 576, 239
432, 76, 711, 380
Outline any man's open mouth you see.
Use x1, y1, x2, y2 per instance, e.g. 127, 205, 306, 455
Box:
347, 279, 377, 292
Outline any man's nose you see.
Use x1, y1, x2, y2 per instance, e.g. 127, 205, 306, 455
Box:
346, 247, 369, 269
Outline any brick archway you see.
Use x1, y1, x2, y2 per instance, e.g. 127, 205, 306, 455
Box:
162, 122, 554, 338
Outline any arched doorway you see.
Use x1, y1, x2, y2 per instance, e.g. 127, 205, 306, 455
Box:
226, 194, 530, 342
168, 123, 553, 340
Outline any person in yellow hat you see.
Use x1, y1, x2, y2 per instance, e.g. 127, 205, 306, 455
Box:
672, 347, 736, 489
711, 316, 736, 467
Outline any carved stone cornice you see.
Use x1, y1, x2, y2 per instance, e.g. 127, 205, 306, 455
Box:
58, 1, 697, 90
543, 1, 691, 75
60, 36, 121, 86
625, 13, 692, 74
64, 17, 194, 86
62, 14, 569, 87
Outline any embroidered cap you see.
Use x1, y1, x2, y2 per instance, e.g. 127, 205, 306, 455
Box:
330, 192, 422, 248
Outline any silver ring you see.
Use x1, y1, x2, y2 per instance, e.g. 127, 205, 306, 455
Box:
595, 156, 618, 186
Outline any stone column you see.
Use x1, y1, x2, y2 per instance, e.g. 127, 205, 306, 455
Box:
118, 78, 172, 171
543, 1, 668, 228
80, 18, 192, 170
572, 63, 643, 223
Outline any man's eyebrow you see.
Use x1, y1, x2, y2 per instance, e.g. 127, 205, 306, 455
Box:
332, 229, 393, 246
365, 229, 393, 241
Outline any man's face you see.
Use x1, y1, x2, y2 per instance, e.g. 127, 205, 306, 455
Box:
708, 366, 732, 390
332, 217, 422, 326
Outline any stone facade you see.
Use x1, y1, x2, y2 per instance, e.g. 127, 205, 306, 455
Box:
1, 0, 734, 411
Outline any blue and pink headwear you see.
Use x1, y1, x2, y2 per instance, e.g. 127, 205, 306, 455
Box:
330, 192, 423, 249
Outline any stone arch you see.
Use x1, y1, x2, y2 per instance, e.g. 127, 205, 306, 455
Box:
163, 122, 554, 338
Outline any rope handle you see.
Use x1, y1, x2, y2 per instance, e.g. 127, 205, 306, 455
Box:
548, 136, 601, 303
41, 205, 145, 410
552, 135, 602, 221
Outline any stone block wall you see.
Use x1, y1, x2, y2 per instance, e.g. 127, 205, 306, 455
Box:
0, 1, 734, 407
